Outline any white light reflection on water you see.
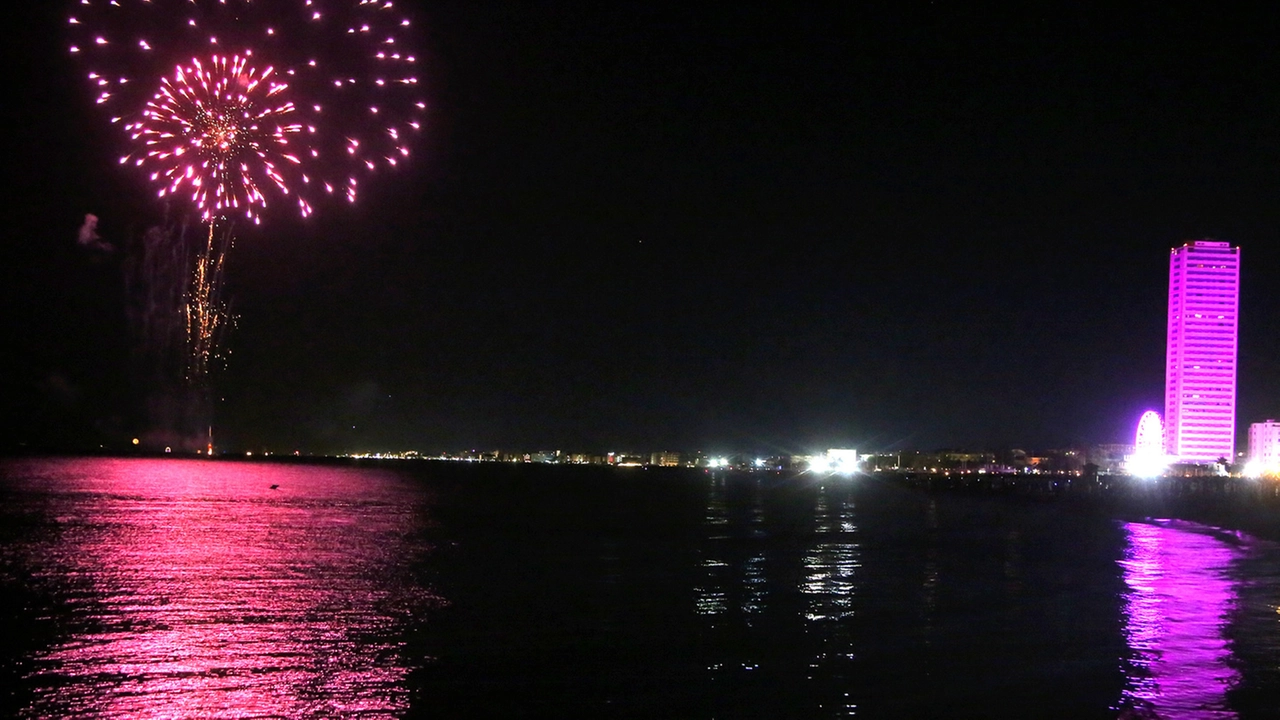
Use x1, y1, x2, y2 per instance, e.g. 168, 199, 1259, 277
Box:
1117, 520, 1241, 719
802, 486, 860, 623
6, 458, 442, 720
801, 485, 860, 718
695, 477, 768, 622
695, 476, 730, 618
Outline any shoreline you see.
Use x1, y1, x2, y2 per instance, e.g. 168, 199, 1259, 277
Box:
885, 471, 1280, 543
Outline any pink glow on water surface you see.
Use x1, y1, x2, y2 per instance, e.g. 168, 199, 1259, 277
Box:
1117, 521, 1242, 718
10, 457, 443, 719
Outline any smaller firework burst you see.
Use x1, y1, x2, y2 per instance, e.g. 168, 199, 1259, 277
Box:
185, 223, 234, 384
125, 54, 312, 224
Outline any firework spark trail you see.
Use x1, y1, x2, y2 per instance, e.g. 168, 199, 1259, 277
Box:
124, 220, 228, 449
185, 223, 233, 383
69, 0, 425, 222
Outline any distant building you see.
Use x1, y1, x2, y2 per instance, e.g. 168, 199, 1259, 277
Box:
1164, 240, 1240, 463
1002, 449, 1029, 470
1248, 420, 1280, 470
1037, 448, 1086, 474
1088, 444, 1132, 474
940, 451, 995, 471
650, 452, 681, 467
529, 450, 561, 463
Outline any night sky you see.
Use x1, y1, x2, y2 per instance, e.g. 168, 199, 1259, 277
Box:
5, 3, 1280, 456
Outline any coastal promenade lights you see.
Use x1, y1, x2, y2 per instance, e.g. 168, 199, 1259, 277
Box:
1244, 460, 1264, 478
1243, 460, 1280, 479
1126, 453, 1169, 479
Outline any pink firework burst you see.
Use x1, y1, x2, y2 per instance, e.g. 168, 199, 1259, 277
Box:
130, 55, 310, 223
69, 0, 425, 220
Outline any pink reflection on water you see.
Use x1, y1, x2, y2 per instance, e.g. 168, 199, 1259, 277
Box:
1117, 521, 1241, 719
16, 458, 441, 719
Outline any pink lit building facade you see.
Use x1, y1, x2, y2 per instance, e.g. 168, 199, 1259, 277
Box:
1248, 420, 1280, 468
1164, 240, 1240, 463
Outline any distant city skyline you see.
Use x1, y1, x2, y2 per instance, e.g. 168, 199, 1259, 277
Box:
12, 6, 1280, 454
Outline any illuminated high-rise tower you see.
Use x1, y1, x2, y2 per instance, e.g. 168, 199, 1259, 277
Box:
1164, 240, 1240, 463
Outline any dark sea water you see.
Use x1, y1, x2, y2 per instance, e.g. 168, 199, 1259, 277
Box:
2, 458, 1280, 718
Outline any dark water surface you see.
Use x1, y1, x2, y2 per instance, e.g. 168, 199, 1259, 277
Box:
2, 458, 1280, 718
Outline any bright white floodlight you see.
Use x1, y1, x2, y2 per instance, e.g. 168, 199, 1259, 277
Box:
811, 449, 858, 475
1126, 410, 1167, 478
